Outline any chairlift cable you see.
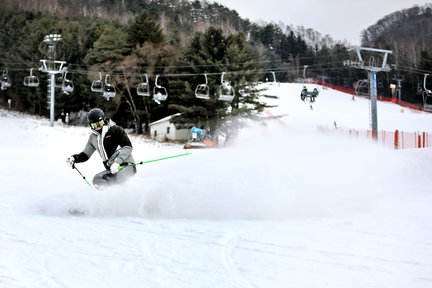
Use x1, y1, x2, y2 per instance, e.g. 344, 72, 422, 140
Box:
4, 58, 432, 79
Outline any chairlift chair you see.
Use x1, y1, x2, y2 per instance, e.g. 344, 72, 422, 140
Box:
218, 72, 235, 102
62, 71, 74, 95
103, 74, 116, 100
195, 74, 210, 99
137, 74, 150, 97
91, 72, 103, 93
264, 71, 278, 85
422, 74, 432, 112
355, 79, 370, 97
270, 71, 278, 85
153, 75, 168, 104
262, 71, 280, 98
300, 87, 319, 103
23, 68, 39, 88
1, 70, 11, 91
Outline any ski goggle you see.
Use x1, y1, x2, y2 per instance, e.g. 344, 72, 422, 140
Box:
90, 120, 104, 130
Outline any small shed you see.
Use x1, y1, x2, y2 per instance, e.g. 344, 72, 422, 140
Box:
149, 113, 190, 142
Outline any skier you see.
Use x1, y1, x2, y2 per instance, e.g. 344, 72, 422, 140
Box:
66, 108, 136, 189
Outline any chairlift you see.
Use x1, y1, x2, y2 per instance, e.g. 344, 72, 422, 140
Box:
23, 68, 39, 88
103, 74, 116, 100
1, 70, 11, 91
62, 71, 74, 95
262, 71, 280, 98
218, 72, 235, 102
355, 79, 370, 97
264, 71, 278, 84
268, 72, 281, 98
137, 74, 150, 97
91, 72, 103, 93
195, 74, 210, 99
422, 74, 432, 111
153, 75, 168, 104
300, 87, 319, 103
270, 71, 277, 84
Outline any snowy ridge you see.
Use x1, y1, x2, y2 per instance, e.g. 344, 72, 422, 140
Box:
1, 83, 432, 288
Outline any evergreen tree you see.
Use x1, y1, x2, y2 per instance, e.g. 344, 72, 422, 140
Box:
84, 24, 131, 65
126, 12, 164, 48
168, 27, 266, 139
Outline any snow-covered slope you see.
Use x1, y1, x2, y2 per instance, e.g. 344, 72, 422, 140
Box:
1, 83, 432, 288
261, 82, 432, 132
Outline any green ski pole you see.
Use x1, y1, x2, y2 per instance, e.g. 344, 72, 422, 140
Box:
119, 152, 192, 171
73, 166, 92, 187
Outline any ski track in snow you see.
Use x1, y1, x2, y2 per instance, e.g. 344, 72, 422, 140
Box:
221, 232, 258, 288
1, 83, 432, 287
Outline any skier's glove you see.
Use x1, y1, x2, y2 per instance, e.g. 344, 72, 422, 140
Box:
66, 156, 75, 169
110, 162, 120, 174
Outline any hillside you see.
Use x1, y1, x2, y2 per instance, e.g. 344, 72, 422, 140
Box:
361, 4, 432, 49
1, 0, 251, 35
1, 0, 339, 48
361, 4, 432, 76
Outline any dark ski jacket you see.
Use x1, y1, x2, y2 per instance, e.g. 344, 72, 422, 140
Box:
73, 119, 135, 170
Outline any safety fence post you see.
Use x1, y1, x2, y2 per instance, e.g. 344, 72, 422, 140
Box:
394, 129, 399, 149
401, 131, 404, 149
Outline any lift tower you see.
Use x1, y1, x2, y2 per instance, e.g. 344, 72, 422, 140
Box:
348, 47, 392, 138
39, 34, 66, 127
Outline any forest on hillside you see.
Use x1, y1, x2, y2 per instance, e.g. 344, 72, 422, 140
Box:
0, 0, 431, 134
361, 4, 432, 104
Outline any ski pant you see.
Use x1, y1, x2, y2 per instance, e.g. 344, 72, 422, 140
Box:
92, 164, 136, 189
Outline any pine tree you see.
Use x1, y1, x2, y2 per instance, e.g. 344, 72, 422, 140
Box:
167, 27, 266, 140
126, 12, 164, 48
84, 24, 131, 65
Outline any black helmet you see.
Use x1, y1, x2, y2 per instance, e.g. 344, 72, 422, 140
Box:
87, 108, 105, 130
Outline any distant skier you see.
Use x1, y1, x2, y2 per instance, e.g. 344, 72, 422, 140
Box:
66, 108, 136, 189
191, 126, 206, 142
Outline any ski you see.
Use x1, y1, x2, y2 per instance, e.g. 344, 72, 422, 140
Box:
68, 208, 88, 216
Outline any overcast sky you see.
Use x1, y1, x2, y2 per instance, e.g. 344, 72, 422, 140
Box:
213, 0, 431, 44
